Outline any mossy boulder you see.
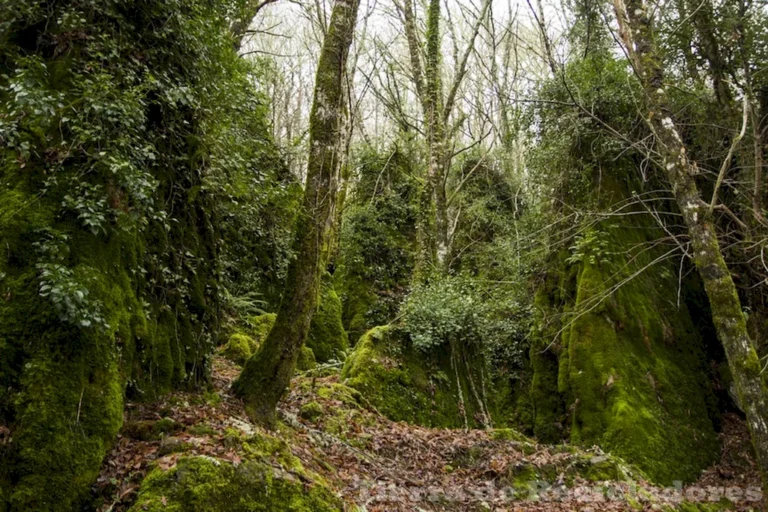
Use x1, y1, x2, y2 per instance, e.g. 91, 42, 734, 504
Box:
123, 418, 181, 441
342, 325, 490, 428
245, 313, 277, 344
504, 449, 642, 493
531, 220, 720, 484
128, 456, 342, 511
296, 346, 317, 372
223, 333, 258, 365
299, 401, 325, 422
306, 275, 349, 363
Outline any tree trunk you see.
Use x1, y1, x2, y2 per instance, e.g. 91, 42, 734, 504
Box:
233, 0, 360, 426
614, 0, 768, 485
416, 0, 450, 274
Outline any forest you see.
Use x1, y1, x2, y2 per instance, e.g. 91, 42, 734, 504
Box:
1, 0, 767, 509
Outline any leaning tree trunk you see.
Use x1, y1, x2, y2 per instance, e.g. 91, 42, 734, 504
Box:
233, 0, 360, 426
614, 0, 768, 484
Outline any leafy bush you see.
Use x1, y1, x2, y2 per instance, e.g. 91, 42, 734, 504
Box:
402, 275, 530, 372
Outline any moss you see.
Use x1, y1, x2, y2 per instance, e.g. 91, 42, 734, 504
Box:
240, 310, 320, 371
341, 325, 490, 428
532, 219, 720, 484
342, 326, 434, 424
123, 418, 179, 441
315, 382, 363, 407
0, 223, 143, 510
245, 313, 277, 344
223, 333, 257, 365
299, 401, 324, 422
504, 449, 642, 495
128, 456, 342, 512
188, 424, 217, 436
158, 437, 190, 456
0, 162, 216, 511
529, 286, 566, 444
296, 346, 317, 372
306, 275, 349, 363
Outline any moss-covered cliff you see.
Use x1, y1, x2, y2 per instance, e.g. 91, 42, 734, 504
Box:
0, 0, 282, 508
530, 218, 721, 484
306, 275, 349, 363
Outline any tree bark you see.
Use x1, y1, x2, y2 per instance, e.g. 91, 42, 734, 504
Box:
614, 0, 768, 485
398, 0, 489, 276
233, 0, 360, 426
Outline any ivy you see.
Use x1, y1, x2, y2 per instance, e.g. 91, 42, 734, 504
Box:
33, 231, 109, 329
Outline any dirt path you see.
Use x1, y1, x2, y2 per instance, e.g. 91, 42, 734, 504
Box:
93, 356, 761, 511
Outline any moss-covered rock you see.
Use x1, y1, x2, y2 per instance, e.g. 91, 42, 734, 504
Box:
306, 275, 349, 363
223, 333, 257, 365
504, 448, 642, 491
296, 346, 317, 372
0, 0, 255, 506
245, 313, 277, 344
299, 401, 325, 422
123, 418, 181, 441
128, 456, 342, 512
341, 325, 491, 428
531, 220, 720, 484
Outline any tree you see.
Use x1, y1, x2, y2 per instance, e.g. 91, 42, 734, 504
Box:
612, 0, 768, 485
394, 0, 491, 274
233, 0, 361, 425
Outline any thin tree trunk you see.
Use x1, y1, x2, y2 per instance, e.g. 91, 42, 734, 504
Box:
397, 0, 489, 276
752, 101, 765, 223
233, 0, 360, 426
418, 0, 449, 274
614, 0, 768, 485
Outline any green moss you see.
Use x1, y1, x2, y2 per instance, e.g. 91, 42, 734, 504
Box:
188, 424, 217, 436
532, 219, 720, 484
306, 275, 349, 363
299, 401, 324, 422
0, 223, 145, 510
529, 284, 567, 444
223, 333, 257, 365
315, 382, 364, 406
342, 326, 434, 424
128, 456, 342, 512
341, 325, 490, 428
296, 346, 317, 371
240, 310, 319, 371
245, 313, 277, 344
0, 166, 216, 511
123, 418, 180, 441
504, 449, 642, 495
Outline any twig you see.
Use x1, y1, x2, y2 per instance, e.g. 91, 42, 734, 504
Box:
709, 94, 750, 212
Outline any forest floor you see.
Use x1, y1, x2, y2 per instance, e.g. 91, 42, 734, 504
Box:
93, 355, 761, 512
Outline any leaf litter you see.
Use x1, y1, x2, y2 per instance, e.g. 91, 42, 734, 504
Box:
93, 355, 762, 511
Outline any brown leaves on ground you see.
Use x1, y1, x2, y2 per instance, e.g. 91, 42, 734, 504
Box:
93, 356, 762, 512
